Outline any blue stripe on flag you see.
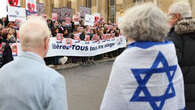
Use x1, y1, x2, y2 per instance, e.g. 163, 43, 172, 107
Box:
127, 40, 172, 49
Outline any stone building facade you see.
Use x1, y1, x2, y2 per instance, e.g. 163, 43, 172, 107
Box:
20, 0, 195, 22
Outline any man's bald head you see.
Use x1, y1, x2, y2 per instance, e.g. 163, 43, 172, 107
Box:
19, 16, 51, 50
19, 16, 51, 57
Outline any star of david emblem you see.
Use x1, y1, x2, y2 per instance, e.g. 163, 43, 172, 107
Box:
130, 52, 177, 110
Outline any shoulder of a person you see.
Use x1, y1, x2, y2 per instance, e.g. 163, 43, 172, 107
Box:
43, 66, 64, 80
113, 49, 129, 65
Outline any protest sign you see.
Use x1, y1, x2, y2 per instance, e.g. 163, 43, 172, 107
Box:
61, 7, 72, 20
52, 8, 61, 20
65, 17, 71, 25
26, 0, 37, 15
8, 0, 20, 7
80, 7, 91, 17
36, 2, 45, 15
52, 13, 58, 21
0, 0, 8, 18
93, 13, 100, 23
56, 33, 64, 42
8, 6, 26, 21
84, 14, 95, 26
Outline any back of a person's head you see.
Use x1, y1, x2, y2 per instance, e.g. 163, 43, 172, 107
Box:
19, 16, 51, 50
119, 3, 169, 42
169, 1, 192, 18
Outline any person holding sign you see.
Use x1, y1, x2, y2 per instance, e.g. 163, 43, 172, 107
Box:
0, 29, 13, 68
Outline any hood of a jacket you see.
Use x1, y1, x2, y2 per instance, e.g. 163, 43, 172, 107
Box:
175, 18, 195, 35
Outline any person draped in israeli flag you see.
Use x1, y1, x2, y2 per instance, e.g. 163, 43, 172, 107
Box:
100, 3, 185, 110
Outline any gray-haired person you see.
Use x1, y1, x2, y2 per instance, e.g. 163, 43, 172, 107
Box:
167, 1, 195, 110
0, 16, 68, 110
100, 3, 185, 110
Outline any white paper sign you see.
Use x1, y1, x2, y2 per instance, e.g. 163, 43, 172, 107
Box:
8, 6, 26, 21
26, 0, 37, 13
0, 0, 7, 18
85, 14, 95, 26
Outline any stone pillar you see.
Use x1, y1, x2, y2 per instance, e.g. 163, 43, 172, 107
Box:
100, 0, 108, 21
45, 0, 52, 18
81, 0, 87, 7
53, 0, 60, 8
116, 0, 123, 23
91, 0, 97, 14
59, 0, 68, 8
158, 0, 174, 12
20, 0, 25, 8
71, 0, 78, 14
77, 0, 81, 12
64, 0, 68, 7
188, 0, 195, 17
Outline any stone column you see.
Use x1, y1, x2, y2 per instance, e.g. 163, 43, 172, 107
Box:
77, 0, 81, 12
20, 0, 25, 8
189, 0, 195, 17
91, 0, 97, 14
71, 0, 77, 14
59, 0, 68, 8
158, 0, 174, 12
81, 0, 87, 7
53, 0, 60, 8
116, 0, 123, 23
98, 0, 108, 21
45, 0, 52, 18
64, 0, 68, 7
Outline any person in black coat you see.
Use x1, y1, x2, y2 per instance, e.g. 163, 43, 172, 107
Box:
0, 32, 13, 68
167, 2, 195, 110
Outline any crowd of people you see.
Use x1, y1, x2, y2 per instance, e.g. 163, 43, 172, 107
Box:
0, 15, 123, 67
46, 17, 123, 65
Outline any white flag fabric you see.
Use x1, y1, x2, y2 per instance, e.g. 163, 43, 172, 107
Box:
100, 41, 185, 110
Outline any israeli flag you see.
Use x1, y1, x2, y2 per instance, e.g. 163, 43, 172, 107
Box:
100, 41, 185, 110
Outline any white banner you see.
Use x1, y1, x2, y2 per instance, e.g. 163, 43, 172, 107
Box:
85, 14, 95, 26
0, 0, 7, 18
47, 36, 126, 57
8, 6, 26, 21
15, 36, 126, 57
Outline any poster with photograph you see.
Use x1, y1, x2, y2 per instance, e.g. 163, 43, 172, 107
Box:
8, 0, 20, 7
80, 7, 91, 18
36, 2, 45, 15
26, 0, 37, 15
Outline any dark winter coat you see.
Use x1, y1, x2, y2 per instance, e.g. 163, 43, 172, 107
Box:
167, 18, 195, 110
0, 40, 13, 68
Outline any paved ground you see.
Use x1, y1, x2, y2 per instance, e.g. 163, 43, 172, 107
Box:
57, 61, 114, 110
